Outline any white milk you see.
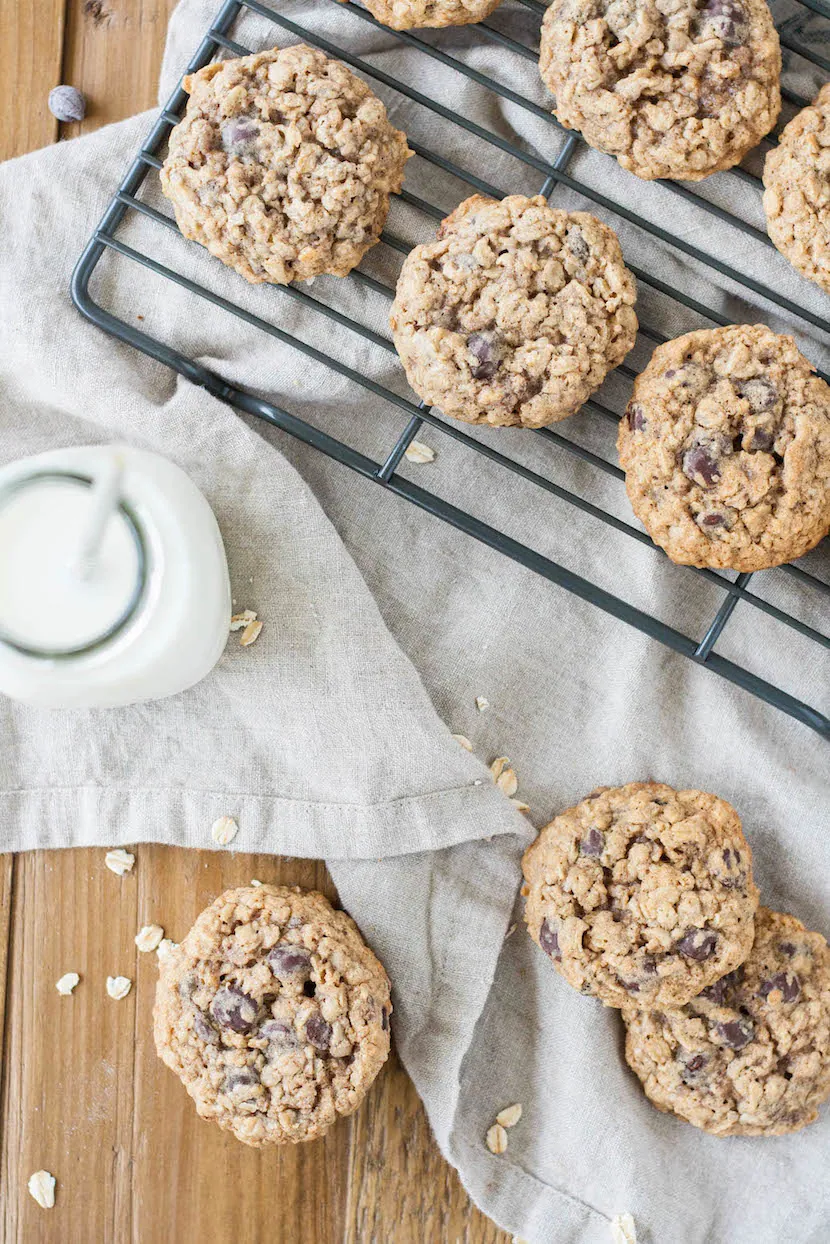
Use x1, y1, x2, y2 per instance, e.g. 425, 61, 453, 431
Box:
0, 446, 232, 708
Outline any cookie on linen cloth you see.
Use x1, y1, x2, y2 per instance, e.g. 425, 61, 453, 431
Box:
390, 194, 638, 428
522, 782, 759, 1009
153, 885, 391, 1146
337, 0, 503, 30
764, 84, 830, 295
618, 324, 830, 571
160, 45, 412, 285
539, 0, 781, 181
624, 908, 830, 1136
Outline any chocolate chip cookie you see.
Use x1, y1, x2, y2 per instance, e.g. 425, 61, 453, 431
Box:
539, 0, 781, 181
160, 45, 411, 285
624, 908, 830, 1135
153, 885, 391, 1146
337, 0, 502, 29
390, 194, 638, 428
522, 782, 759, 1009
618, 325, 830, 570
764, 84, 830, 295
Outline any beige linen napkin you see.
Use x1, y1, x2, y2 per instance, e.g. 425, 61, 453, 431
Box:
2, 0, 829, 1240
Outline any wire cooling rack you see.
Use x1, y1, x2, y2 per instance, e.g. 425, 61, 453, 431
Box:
72, 0, 830, 738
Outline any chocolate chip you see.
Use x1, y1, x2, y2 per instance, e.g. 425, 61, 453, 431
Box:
267, 944, 312, 980
539, 919, 561, 961
759, 972, 800, 1003
715, 1018, 754, 1049
381, 1007, 389, 1031
225, 1069, 259, 1094
696, 510, 730, 530
737, 377, 778, 412
305, 1013, 332, 1051
209, 986, 259, 1033
749, 427, 775, 452
192, 1009, 218, 1044
698, 0, 750, 45
259, 1019, 298, 1046
617, 977, 640, 993
778, 942, 798, 957
466, 331, 503, 380
221, 117, 260, 156
679, 1051, 708, 1084
682, 440, 726, 487
566, 228, 590, 261
626, 403, 646, 431
302, 979, 316, 998
700, 968, 742, 1004
580, 827, 604, 856
676, 929, 718, 961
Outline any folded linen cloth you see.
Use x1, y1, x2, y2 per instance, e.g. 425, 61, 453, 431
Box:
1, 1, 829, 1240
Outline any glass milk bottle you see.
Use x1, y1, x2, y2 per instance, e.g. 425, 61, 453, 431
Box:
0, 445, 231, 708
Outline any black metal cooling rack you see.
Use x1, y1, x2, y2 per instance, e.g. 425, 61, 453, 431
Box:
71, 0, 830, 738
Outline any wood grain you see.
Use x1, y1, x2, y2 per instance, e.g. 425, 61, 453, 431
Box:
0, 2, 512, 1240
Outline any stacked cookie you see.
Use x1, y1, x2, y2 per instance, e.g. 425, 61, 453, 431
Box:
522, 782, 830, 1136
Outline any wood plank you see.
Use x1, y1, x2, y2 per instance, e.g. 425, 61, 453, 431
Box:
0, 0, 64, 159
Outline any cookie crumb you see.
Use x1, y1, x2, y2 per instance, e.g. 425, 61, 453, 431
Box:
489, 756, 509, 781
496, 1103, 522, 1128
27, 1170, 56, 1209
485, 1123, 508, 1154
135, 925, 164, 953
505, 923, 517, 939
404, 440, 436, 464
510, 798, 531, 814
210, 816, 239, 847
451, 734, 473, 752
475, 696, 490, 712
496, 768, 518, 797
104, 848, 135, 876
250, 878, 263, 887
230, 609, 257, 631
55, 972, 80, 996
610, 1213, 637, 1244
106, 976, 132, 1000
239, 619, 263, 647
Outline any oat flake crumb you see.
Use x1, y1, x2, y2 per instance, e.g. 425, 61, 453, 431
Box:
475, 696, 490, 712
404, 440, 436, 464
210, 815, 239, 846
485, 1122, 508, 1154
496, 1103, 523, 1128
134, 925, 164, 953
55, 972, 80, 996
510, 798, 531, 814
239, 619, 263, 647
104, 848, 135, 876
451, 734, 473, 751
27, 1170, 56, 1210
230, 608, 257, 631
496, 768, 518, 797
504, 922, 517, 939
250, 878, 263, 887
610, 1213, 637, 1244
489, 756, 509, 780
106, 975, 132, 1001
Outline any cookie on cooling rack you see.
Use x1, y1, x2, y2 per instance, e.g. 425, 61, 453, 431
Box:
154, 885, 391, 1146
539, 0, 781, 181
522, 782, 759, 1010
336, 0, 503, 29
389, 194, 638, 428
160, 44, 412, 285
764, 84, 830, 295
618, 324, 830, 571
624, 907, 830, 1136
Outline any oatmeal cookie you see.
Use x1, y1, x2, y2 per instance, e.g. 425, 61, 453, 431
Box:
336, 0, 503, 29
160, 45, 412, 284
539, 0, 781, 181
153, 885, 391, 1146
618, 324, 830, 570
624, 908, 830, 1135
390, 194, 637, 428
522, 782, 759, 1009
764, 84, 830, 295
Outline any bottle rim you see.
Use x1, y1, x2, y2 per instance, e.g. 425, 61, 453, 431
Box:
0, 469, 148, 660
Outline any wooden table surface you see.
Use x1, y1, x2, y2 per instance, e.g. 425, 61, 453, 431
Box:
0, 5, 511, 1241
